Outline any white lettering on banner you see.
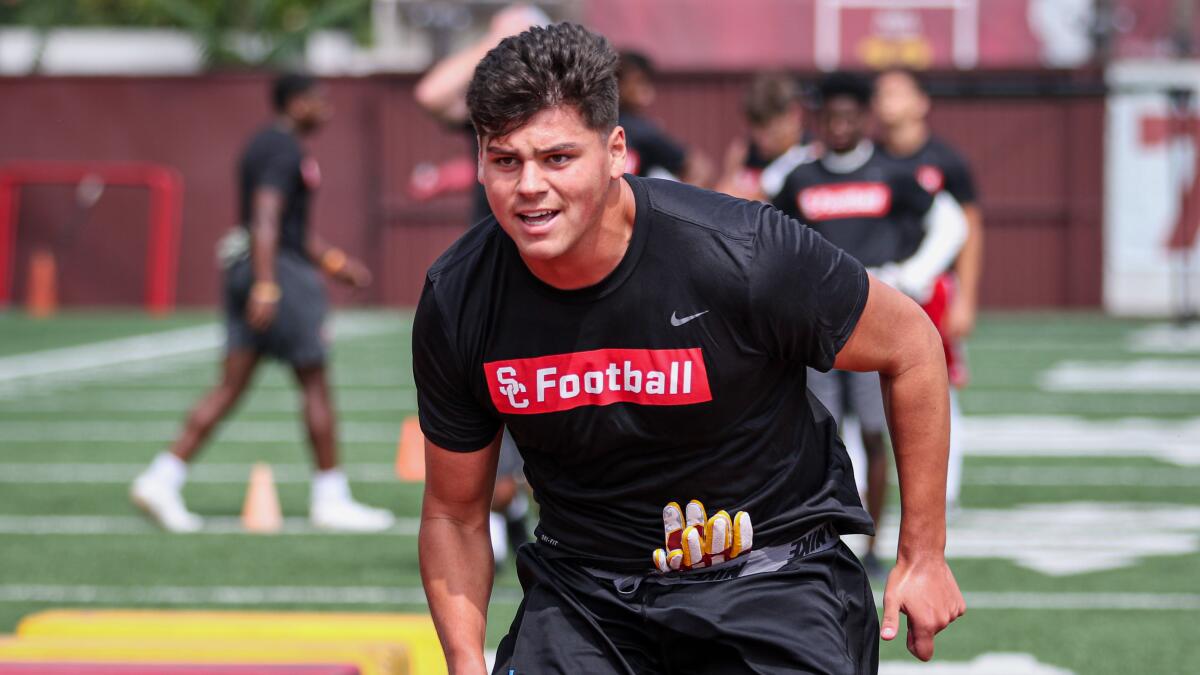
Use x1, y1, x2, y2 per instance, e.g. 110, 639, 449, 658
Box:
798, 182, 892, 220
484, 348, 712, 414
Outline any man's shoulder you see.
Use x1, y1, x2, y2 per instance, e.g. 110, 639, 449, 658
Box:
244, 125, 300, 159
426, 216, 504, 284
923, 136, 970, 168
636, 176, 765, 243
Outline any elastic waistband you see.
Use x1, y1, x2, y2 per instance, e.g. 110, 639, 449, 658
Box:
585, 522, 840, 592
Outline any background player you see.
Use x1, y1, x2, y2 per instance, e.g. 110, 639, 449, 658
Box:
874, 68, 985, 511
774, 72, 967, 577
715, 71, 813, 202
617, 50, 713, 185
130, 73, 394, 533
412, 4, 545, 558
416, 24, 963, 674
413, 4, 550, 225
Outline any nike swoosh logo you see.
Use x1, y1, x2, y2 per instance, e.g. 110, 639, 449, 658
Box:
670, 310, 709, 327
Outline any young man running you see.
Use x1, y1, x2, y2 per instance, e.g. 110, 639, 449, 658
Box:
415, 24, 963, 674
131, 74, 394, 533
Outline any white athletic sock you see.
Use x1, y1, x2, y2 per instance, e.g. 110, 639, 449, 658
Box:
489, 511, 508, 562
312, 468, 352, 506
146, 452, 188, 491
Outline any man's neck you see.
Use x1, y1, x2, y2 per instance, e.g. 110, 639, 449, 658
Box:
882, 120, 929, 158
821, 139, 874, 174
522, 177, 636, 291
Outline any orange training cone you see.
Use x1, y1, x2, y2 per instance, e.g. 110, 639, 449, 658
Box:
26, 249, 58, 318
242, 462, 283, 533
395, 416, 426, 482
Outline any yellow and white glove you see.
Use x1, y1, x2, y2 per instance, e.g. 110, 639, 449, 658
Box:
652, 499, 753, 573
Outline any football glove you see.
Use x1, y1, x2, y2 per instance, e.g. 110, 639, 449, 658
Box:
652, 499, 753, 573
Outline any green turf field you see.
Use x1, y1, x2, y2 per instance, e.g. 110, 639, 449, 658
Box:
1, 310, 1197, 674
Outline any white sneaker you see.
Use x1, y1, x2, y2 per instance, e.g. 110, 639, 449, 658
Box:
130, 472, 203, 533
310, 498, 395, 532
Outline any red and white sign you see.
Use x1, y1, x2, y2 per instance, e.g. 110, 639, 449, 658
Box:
483, 347, 712, 415
1105, 60, 1200, 316
798, 182, 891, 221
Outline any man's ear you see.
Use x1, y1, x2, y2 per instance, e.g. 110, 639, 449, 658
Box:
608, 126, 627, 179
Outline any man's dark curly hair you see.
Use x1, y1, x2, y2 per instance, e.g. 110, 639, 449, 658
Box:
466, 22, 619, 141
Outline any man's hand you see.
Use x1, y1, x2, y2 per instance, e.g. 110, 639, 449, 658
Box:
321, 248, 372, 289
652, 500, 752, 572
944, 291, 976, 339
246, 281, 279, 331
880, 555, 965, 661
336, 256, 372, 289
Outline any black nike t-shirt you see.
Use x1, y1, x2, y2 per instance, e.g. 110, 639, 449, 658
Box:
238, 125, 317, 258
413, 175, 873, 571
619, 111, 687, 178
773, 146, 933, 268
883, 136, 979, 205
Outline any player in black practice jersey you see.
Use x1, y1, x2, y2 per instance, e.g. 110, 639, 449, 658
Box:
773, 72, 967, 578
617, 51, 713, 185
131, 74, 393, 534
715, 72, 813, 202
415, 25, 964, 674
874, 68, 985, 510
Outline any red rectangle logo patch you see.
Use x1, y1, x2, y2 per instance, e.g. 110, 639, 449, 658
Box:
484, 348, 712, 415
799, 182, 892, 221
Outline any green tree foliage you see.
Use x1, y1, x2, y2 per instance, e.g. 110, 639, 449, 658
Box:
0, 0, 372, 68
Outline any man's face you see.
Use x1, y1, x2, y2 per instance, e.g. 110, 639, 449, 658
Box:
819, 96, 867, 153
480, 105, 626, 263
750, 105, 802, 161
291, 87, 332, 134
872, 72, 928, 127
619, 69, 655, 111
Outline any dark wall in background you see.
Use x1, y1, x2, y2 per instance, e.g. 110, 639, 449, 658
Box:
0, 73, 1103, 309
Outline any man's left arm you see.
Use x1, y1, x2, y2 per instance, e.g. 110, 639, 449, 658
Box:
305, 231, 371, 288
834, 274, 966, 661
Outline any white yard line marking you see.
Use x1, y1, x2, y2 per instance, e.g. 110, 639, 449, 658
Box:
0, 584, 488, 606
0, 324, 221, 383
876, 502, 1200, 575
964, 415, 1200, 466
1128, 323, 1200, 353
0, 420, 401, 443
6, 463, 1199, 488
878, 653, 1075, 675
0, 462, 399, 484
0, 314, 405, 399
0, 389, 416, 413
0, 515, 419, 536
0, 584, 1193, 612
1039, 359, 1200, 392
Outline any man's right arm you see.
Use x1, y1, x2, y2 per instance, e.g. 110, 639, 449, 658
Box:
414, 5, 545, 123
246, 187, 283, 331
420, 433, 501, 675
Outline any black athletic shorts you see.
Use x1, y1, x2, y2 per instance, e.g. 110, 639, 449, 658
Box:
223, 250, 328, 368
493, 523, 879, 675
